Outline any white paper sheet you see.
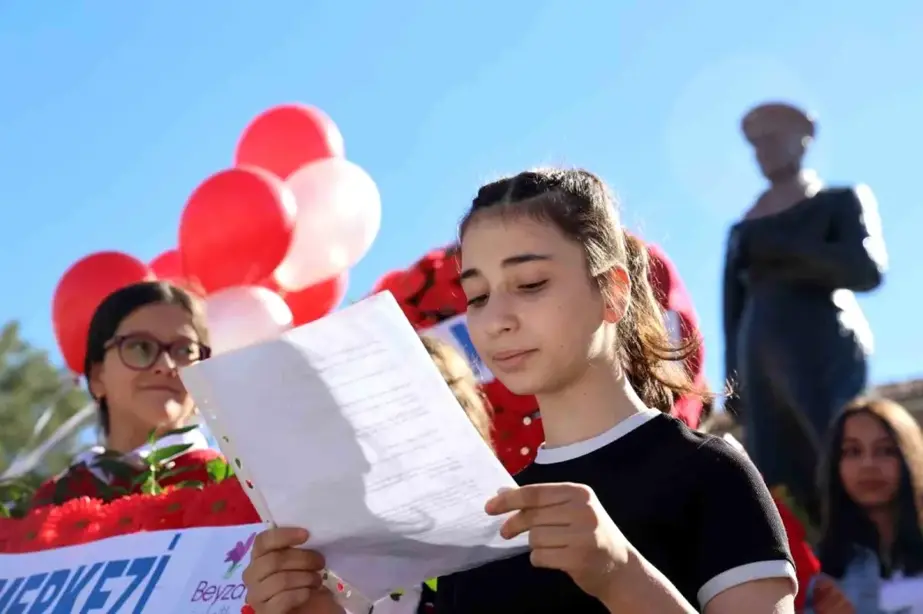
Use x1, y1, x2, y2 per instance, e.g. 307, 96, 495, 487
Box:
181, 292, 528, 603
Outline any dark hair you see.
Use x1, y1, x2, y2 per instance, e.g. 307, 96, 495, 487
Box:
459, 167, 703, 412
817, 397, 923, 578
84, 281, 209, 434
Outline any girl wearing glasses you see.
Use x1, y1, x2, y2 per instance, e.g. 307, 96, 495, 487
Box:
30, 281, 219, 508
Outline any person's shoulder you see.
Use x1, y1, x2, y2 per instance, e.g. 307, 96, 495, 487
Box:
631, 412, 717, 455
687, 426, 760, 479
29, 463, 99, 509
640, 415, 760, 487
586, 413, 713, 480
821, 185, 876, 210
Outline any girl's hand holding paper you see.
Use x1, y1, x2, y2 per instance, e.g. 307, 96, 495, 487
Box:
487, 482, 631, 603
243, 527, 343, 614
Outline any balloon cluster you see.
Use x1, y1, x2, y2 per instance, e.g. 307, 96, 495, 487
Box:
53, 104, 380, 374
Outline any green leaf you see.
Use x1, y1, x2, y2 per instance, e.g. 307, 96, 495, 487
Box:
147, 428, 158, 445
0, 505, 11, 519
140, 476, 162, 496
131, 470, 154, 487
157, 424, 199, 439
158, 465, 198, 481
0, 483, 29, 500
0, 477, 35, 492
206, 457, 232, 483
145, 443, 193, 467
174, 480, 205, 491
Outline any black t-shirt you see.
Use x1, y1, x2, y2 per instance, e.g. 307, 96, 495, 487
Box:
435, 411, 795, 613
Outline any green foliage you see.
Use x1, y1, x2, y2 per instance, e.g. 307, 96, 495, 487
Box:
0, 321, 91, 480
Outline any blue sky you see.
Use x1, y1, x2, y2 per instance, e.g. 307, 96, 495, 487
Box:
1, 1, 920, 391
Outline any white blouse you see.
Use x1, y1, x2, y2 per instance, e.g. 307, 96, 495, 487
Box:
881, 573, 923, 614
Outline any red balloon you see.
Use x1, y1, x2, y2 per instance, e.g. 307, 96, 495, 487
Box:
149, 249, 206, 296
179, 167, 296, 294
52, 252, 153, 374
235, 104, 345, 179
284, 273, 348, 327
149, 249, 184, 280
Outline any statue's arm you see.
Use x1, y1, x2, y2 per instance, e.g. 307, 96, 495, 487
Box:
748, 186, 887, 292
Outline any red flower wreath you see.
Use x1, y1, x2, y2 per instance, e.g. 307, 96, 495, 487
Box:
40, 496, 105, 548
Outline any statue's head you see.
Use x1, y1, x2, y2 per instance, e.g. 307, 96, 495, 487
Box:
742, 102, 815, 183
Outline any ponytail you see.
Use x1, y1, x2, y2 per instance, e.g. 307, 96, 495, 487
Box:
618, 234, 703, 412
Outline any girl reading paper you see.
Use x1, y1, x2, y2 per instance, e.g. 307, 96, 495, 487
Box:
242, 168, 797, 614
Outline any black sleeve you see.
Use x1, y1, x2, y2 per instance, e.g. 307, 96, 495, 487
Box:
433, 574, 457, 614
748, 187, 887, 292
721, 233, 745, 416
690, 438, 795, 608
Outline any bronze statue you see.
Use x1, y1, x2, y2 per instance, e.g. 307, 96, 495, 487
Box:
722, 102, 887, 524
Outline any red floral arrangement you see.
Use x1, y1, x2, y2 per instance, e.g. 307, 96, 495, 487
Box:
0, 427, 260, 555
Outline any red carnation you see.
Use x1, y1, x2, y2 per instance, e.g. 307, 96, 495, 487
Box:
103, 493, 149, 537
142, 487, 199, 531
0, 516, 17, 553
5, 505, 54, 553
184, 479, 259, 528
41, 497, 105, 548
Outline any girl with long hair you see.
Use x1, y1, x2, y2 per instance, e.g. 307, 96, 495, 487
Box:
814, 397, 923, 613
242, 168, 796, 613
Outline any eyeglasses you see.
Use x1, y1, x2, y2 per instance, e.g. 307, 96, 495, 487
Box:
104, 333, 212, 371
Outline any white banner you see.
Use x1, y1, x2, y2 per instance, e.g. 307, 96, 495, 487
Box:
0, 523, 263, 613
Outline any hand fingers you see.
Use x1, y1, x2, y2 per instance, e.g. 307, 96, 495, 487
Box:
243, 548, 326, 585
264, 587, 312, 613
499, 505, 572, 540
486, 483, 591, 515
252, 527, 309, 558
245, 570, 323, 605
526, 525, 580, 549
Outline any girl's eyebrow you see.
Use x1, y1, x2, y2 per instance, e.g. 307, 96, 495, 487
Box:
460, 253, 553, 281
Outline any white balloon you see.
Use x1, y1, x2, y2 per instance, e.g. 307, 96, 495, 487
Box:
204, 285, 293, 354
274, 159, 381, 291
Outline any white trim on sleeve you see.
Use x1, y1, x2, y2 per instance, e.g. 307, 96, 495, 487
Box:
697, 560, 797, 609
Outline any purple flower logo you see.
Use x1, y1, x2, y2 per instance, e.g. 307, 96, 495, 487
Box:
224, 532, 257, 578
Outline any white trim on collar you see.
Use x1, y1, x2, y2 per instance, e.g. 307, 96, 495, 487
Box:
534, 410, 660, 464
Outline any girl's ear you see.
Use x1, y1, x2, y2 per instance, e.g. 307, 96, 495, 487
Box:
87, 363, 106, 400
603, 266, 631, 324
